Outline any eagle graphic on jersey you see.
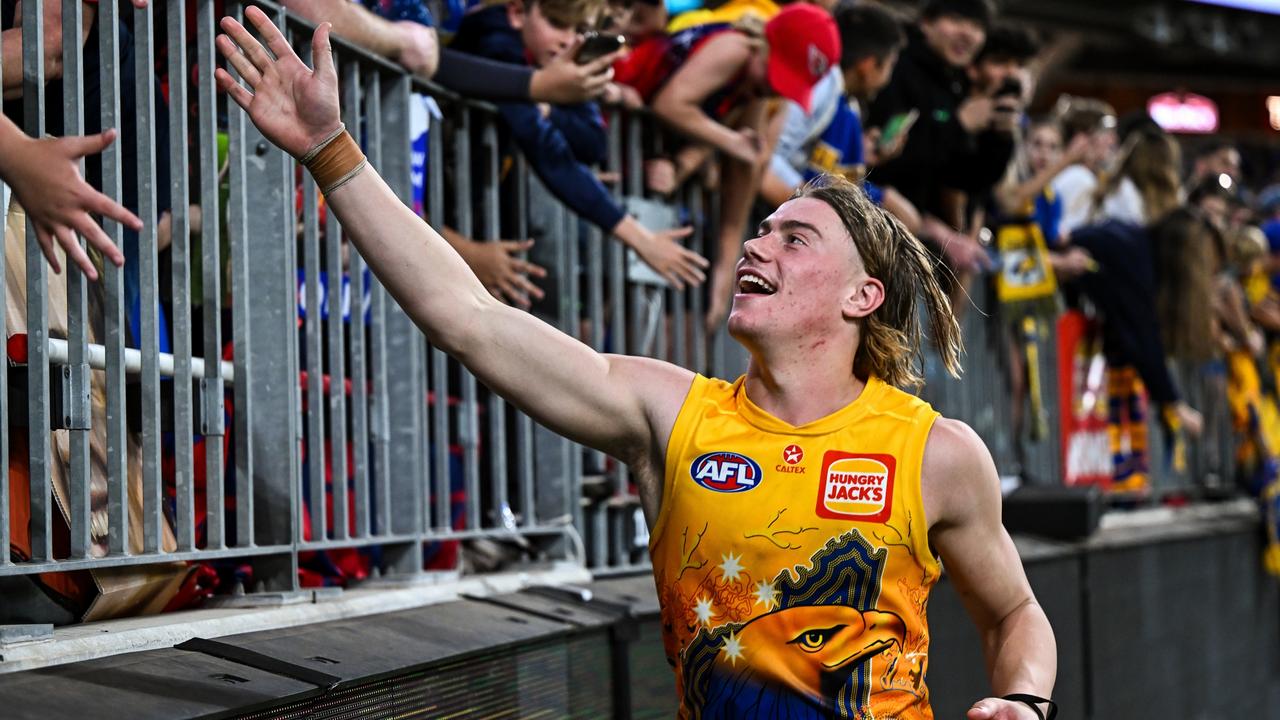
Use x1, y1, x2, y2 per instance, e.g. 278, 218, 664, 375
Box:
679, 530, 913, 719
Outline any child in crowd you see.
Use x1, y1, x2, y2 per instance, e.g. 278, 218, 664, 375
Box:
452, 0, 709, 289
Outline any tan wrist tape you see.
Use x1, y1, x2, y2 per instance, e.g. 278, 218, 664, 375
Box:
302, 123, 368, 196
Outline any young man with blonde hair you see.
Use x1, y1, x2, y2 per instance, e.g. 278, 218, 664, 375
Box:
216, 9, 1058, 718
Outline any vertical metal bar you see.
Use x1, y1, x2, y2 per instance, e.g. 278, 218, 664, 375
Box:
227, 2, 254, 548
133, 0, 162, 554
197, 0, 225, 550
689, 185, 707, 373
426, 105, 449, 533
295, 34, 324, 546
343, 61, 370, 538
606, 111, 629, 505
512, 157, 535, 526
479, 115, 508, 528
326, 58, 351, 542
63, 0, 92, 559
453, 106, 481, 531
303, 174, 325, 541
365, 68, 391, 536
0, 2, 6, 569
99, 0, 129, 557
378, 74, 424, 555
168, 0, 195, 552
24, 0, 52, 563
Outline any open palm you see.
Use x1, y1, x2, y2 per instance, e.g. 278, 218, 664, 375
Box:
215, 6, 341, 159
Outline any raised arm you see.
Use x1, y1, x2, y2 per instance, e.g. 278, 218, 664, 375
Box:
214, 8, 692, 466
922, 418, 1057, 720
650, 32, 759, 165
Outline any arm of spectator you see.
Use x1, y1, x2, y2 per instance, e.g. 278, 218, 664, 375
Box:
650, 32, 759, 164
3, 0, 96, 95
880, 187, 922, 236
0, 114, 133, 278
434, 43, 617, 104
496, 99, 706, 288
924, 419, 1057, 720
706, 99, 772, 330
286, 0, 437, 78
547, 103, 608, 166
995, 134, 1089, 216
215, 10, 696, 475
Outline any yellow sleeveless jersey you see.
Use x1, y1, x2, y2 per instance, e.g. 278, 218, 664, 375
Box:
651, 374, 941, 719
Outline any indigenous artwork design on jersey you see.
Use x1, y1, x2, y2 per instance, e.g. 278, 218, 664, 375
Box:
672, 528, 923, 718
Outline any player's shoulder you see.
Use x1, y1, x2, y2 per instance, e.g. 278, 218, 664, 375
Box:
921, 416, 1000, 525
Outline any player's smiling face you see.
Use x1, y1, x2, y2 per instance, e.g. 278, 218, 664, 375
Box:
728, 197, 883, 351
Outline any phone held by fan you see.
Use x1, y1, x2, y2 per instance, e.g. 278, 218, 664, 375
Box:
879, 109, 919, 151
575, 32, 625, 64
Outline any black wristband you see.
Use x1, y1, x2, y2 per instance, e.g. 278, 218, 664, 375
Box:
1002, 693, 1058, 720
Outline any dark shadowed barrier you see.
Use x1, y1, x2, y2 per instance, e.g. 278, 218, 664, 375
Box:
0, 505, 1274, 719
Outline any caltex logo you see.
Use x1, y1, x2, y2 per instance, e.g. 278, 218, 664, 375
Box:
782, 444, 804, 465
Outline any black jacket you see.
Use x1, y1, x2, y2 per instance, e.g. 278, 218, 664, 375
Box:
866, 27, 1014, 219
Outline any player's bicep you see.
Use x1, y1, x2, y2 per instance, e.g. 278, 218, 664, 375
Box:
925, 420, 1037, 633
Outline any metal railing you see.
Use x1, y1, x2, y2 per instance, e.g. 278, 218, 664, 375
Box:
0, 0, 1241, 613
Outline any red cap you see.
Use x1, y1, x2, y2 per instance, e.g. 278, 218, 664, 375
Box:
764, 4, 841, 113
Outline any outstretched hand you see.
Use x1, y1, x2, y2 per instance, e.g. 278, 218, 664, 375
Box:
0, 128, 134, 280
215, 6, 342, 159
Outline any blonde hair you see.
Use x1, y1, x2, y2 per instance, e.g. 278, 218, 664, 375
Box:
795, 175, 962, 389
1098, 128, 1183, 224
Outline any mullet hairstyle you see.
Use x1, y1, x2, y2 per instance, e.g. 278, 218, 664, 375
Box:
795, 175, 963, 389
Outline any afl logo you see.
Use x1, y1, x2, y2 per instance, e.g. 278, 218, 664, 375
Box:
690, 451, 763, 493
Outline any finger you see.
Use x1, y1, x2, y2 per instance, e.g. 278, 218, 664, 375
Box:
76, 214, 125, 268
312, 22, 338, 82
90, 190, 143, 232
244, 5, 295, 65
517, 260, 548, 278
682, 262, 706, 286
501, 281, 531, 309
685, 249, 710, 269
59, 229, 98, 281
36, 227, 61, 274
65, 128, 118, 158
513, 274, 544, 300
219, 14, 274, 75
215, 67, 255, 109
216, 35, 263, 87
667, 273, 685, 291
131, 0, 147, 6
583, 51, 619, 77
668, 226, 695, 240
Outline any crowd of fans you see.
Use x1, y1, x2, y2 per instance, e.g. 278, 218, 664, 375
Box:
5, 0, 1280, 601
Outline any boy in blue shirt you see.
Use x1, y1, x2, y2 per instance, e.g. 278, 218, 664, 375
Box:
453, 0, 708, 288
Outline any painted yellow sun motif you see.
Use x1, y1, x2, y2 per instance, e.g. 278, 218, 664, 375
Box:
719, 552, 746, 582
694, 596, 715, 626
723, 631, 747, 667
753, 580, 781, 610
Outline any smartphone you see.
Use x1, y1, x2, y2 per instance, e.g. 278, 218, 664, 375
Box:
879, 109, 919, 150
575, 32, 625, 65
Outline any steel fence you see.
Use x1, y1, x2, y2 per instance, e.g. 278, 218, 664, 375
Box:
0, 0, 1242, 607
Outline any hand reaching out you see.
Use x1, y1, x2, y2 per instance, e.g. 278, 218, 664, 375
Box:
0, 127, 134, 279
459, 239, 547, 309
968, 698, 1044, 720
215, 7, 342, 159
529, 36, 621, 105
632, 226, 707, 290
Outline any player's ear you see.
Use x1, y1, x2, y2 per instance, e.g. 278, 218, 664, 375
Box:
842, 276, 884, 321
